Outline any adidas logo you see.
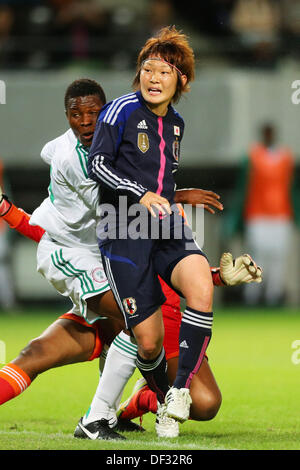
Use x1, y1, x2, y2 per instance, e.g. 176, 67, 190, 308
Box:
137, 120, 148, 129
180, 340, 189, 349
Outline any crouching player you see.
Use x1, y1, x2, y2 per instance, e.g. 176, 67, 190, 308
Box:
0, 186, 262, 438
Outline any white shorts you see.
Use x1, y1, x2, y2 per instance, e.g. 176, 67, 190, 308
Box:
37, 234, 110, 324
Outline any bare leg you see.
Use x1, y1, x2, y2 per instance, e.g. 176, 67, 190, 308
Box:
87, 290, 125, 328
12, 316, 121, 381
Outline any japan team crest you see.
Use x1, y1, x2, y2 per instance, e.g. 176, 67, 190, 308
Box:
123, 297, 137, 315
137, 133, 149, 153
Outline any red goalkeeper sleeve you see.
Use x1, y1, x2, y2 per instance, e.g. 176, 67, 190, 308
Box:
2, 203, 45, 243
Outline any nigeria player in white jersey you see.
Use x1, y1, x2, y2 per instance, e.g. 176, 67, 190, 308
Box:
0, 79, 142, 440
0, 79, 262, 440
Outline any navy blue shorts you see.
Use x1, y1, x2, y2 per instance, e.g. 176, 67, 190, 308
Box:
99, 219, 206, 329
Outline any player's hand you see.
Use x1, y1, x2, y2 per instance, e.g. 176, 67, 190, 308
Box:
140, 191, 172, 218
220, 252, 263, 286
174, 188, 223, 214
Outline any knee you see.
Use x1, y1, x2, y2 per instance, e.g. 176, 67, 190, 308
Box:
190, 389, 222, 421
138, 338, 164, 360
14, 337, 48, 380
186, 279, 214, 312
19, 337, 45, 360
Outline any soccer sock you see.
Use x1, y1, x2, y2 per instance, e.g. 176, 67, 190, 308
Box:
119, 385, 158, 420
173, 307, 213, 390
0, 363, 31, 405
83, 331, 138, 426
136, 348, 169, 404
138, 387, 158, 414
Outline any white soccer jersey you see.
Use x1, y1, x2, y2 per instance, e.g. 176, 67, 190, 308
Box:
30, 129, 110, 323
30, 129, 100, 251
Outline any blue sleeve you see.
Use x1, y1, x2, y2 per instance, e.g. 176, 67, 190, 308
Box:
88, 115, 148, 204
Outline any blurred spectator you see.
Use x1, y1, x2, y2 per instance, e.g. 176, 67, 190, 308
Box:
147, 0, 176, 36
0, 159, 16, 311
93, 0, 147, 70
0, 0, 111, 68
49, 0, 110, 66
281, 0, 300, 36
224, 123, 300, 306
172, 0, 237, 38
0, 1, 54, 69
280, 0, 300, 58
0, 5, 14, 67
230, 0, 281, 66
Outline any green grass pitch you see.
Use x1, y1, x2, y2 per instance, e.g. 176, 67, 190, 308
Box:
0, 308, 299, 450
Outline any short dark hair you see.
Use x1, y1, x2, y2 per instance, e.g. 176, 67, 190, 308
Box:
64, 78, 106, 110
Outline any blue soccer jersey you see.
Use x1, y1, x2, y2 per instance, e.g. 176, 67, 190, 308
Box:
88, 91, 184, 207
88, 91, 205, 329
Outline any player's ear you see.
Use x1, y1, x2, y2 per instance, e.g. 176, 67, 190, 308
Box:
180, 75, 188, 88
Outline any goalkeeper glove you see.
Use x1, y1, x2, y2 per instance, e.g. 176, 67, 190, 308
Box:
220, 252, 262, 286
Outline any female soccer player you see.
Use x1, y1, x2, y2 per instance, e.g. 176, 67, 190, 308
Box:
88, 26, 223, 430
0, 76, 261, 439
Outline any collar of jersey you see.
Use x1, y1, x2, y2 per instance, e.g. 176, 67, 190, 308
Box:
76, 140, 89, 154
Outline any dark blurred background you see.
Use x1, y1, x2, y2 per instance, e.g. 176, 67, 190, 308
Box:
0, 0, 300, 309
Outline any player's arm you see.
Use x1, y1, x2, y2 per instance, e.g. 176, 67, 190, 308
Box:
212, 252, 263, 286
88, 117, 149, 204
174, 188, 223, 214
0, 187, 45, 242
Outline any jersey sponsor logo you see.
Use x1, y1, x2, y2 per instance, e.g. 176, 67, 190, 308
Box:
92, 267, 108, 284
172, 140, 180, 161
137, 132, 149, 153
123, 297, 137, 315
137, 119, 148, 129
174, 125, 180, 136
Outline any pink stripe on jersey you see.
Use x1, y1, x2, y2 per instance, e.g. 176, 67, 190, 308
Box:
157, 117, 166, 195
185, 336, 210, 389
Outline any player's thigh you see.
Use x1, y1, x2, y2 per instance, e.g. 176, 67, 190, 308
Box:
170, 254, 213, 310
87, 290, 125, 327
13, 318, 97, 378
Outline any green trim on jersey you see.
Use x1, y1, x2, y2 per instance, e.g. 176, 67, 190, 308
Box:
48, 166, 55, 203
112, 335, 138, 358
75, 141, 89, 178
50, 249, 109, 296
